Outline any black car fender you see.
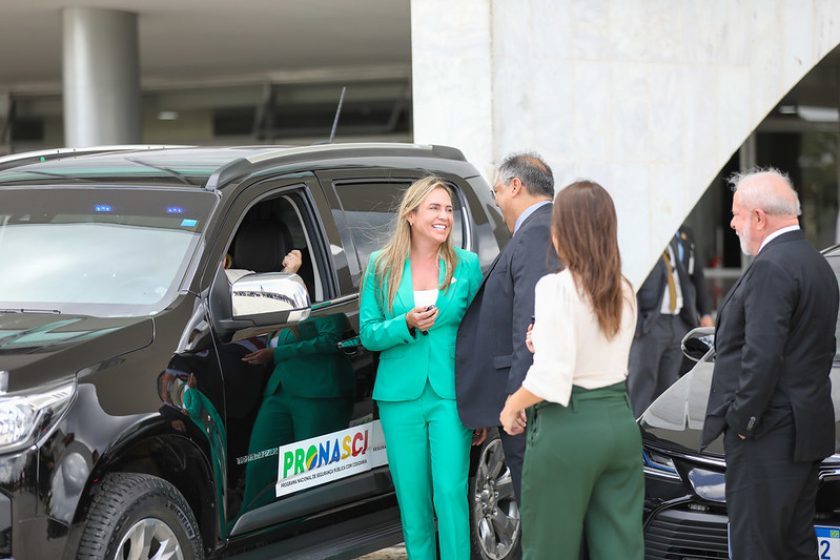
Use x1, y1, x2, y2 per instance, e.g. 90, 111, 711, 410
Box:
48, 394, 219, 557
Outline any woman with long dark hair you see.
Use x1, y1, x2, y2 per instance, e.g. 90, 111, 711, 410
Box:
360, 176, 483, 559
499, 180, 643, 559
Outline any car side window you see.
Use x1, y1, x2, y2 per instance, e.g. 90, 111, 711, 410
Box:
332, 180, 465, 286
226, 191, 324, 303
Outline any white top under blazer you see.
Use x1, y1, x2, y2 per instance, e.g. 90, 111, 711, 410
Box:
522, 269, 637, 406
413, 289, 438, 309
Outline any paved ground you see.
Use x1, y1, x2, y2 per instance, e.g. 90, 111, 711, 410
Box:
355, 544, 407, 559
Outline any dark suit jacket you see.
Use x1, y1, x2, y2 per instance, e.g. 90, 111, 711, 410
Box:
701, 230, 839, 462
636, 227, 711, 335
455, 203, 559, 428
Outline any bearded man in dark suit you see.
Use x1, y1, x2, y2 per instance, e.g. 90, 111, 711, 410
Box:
455, 152, 559, 503
702, 169, 839, 559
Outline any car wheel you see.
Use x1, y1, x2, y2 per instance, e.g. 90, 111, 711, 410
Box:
470, 432, 521, 560
77, 472, 203, 560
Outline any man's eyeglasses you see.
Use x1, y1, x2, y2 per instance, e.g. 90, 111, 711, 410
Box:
490, 184, 503, 200
490, 179, 510, 200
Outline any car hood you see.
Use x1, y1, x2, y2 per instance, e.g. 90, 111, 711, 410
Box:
639, 359, 840, 460
638, 361, 725, 457
0, 312, 154, 392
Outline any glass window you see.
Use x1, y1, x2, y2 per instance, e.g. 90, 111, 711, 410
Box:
826, 254, 840, 361
332, 180, 464, 284
223, 190, 326, 303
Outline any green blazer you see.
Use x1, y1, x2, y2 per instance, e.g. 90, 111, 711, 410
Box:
265, 313, 354, 399
360, 247, 483, 402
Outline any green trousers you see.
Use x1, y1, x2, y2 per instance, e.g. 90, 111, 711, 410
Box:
378, 382, 472, 560
520, 382, 644, 560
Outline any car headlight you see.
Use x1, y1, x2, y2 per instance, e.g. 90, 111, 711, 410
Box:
0, 381, 76, 453
643, 448, 681, 480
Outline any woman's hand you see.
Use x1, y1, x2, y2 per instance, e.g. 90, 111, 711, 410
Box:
472, 427, 488, 446
282, 249, 303, 274
405, 305, 439, 333
158, 371, 174, 404
500, 400, 527, 436
525, 323, 535, 353
242, 347, 273, 365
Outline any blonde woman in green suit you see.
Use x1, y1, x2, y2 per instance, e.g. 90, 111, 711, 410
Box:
360, 176, 483, 559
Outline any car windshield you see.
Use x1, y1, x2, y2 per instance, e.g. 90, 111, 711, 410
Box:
641, 252, 840, 438
0, 186, 217, 317
829, 254, 840, 360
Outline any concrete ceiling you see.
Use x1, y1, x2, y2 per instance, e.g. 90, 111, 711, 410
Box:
0, 0, 411, 91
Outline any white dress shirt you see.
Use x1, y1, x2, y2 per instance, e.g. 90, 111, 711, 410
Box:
413, 289, 438, 308
522, 270, 637, 406
758, 224, 800, 254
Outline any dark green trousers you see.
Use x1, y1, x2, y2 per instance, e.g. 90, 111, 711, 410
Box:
520, 382, 643, 560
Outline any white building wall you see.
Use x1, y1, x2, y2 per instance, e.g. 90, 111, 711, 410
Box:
411, 0, 840, 285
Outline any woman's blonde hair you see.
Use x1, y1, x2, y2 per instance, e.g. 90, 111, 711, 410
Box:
372, 176, 458, 312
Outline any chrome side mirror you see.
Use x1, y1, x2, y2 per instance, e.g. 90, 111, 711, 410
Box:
681, 326, 715, 362
230, 272, 310, 325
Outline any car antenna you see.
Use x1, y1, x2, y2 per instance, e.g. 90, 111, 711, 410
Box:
328, 86, 347, 144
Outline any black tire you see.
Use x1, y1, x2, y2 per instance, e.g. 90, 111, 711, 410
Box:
470, 431, 521, 560
77, 472, 203, 560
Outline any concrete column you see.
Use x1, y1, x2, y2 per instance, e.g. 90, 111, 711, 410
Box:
62, 7, 141, 147
410, 0, 494, 179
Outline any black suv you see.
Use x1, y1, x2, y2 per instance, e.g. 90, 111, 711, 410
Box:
0, 144, 519, 559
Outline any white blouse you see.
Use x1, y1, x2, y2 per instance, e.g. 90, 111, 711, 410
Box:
414, 289, 438, 309
522, 269, 637, 406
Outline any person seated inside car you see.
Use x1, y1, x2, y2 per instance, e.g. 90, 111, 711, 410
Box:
224, 248, 302, 280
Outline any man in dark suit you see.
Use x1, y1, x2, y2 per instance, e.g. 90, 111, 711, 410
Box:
702, 169, 839, 560
627, 225, 713, 416
455, 152, 559, 501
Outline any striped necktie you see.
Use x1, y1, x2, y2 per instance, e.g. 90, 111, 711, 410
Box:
662, 250, 677, 313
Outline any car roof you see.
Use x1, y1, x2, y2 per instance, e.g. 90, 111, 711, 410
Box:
0, 143, 468, 189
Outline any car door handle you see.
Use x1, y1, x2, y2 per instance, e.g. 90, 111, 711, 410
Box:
337, 335, 362, 356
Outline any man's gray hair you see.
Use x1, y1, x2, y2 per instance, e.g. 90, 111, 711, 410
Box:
497, 152, 554, 198
728, 167, 802, 216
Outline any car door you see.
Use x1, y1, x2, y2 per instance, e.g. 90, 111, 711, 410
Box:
202, 173, 395, 539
